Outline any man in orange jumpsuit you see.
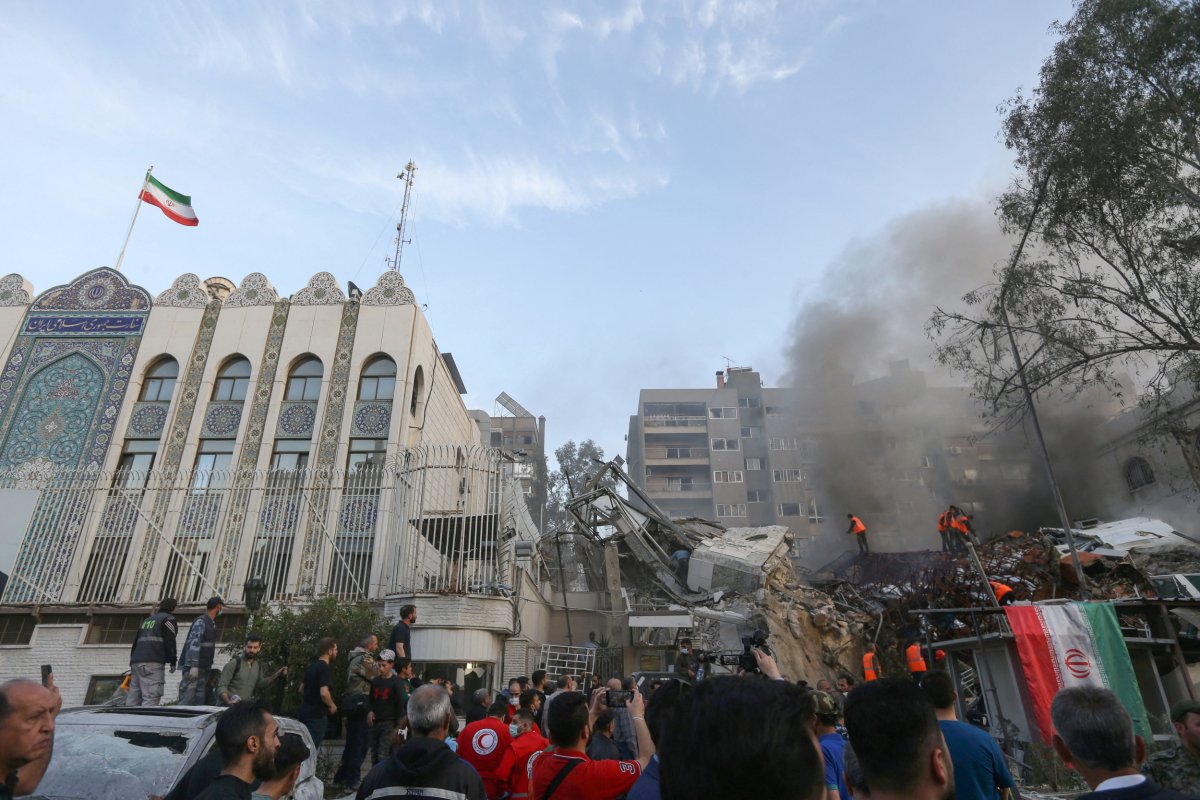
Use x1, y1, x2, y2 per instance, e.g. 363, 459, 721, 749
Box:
847, 514, 869, 554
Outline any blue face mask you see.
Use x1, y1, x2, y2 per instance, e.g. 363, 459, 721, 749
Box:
510, 724, 520, 737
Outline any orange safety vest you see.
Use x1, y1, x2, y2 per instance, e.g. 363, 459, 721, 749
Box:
849, 516, 866, 535
863, 651, 880, 681
950, 513, 970, 535
937, 510, 951, 532
990, 581, 1013, 602
906, 644, 927, 673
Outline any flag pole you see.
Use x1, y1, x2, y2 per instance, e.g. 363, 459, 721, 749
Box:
114, 166, 152, 271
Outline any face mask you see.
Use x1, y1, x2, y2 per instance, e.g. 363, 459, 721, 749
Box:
680, 648, 688, 654
510, 724, 520, 737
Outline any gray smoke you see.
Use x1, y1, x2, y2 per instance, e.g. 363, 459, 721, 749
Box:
780, 199, 1114, 563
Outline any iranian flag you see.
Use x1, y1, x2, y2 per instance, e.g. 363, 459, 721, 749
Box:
1005, 602, 1151, 743
139, 174, 199, 226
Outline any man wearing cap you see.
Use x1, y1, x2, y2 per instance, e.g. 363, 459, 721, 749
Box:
179, 596, 223, 704
367, 650, 407, 765
1143, 700, 1200, 794
814, 690, 849, 800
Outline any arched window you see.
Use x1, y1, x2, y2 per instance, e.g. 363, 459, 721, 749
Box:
140, 357, 179, 402
285, 356, 323, 401
410, 365, 425, 416
1124, 456, 1156, 491
358, 356, 396, 401
213, 356, 251, 401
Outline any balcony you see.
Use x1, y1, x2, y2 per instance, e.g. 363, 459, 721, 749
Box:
644, 415, 708, 432
644, 446, 709, 465
645, 479, 713, 499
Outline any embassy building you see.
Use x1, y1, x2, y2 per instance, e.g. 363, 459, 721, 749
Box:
0, 267, 583, 703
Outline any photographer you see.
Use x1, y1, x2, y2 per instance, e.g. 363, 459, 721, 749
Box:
673, 640, 696, 682
529, 686, 654, 799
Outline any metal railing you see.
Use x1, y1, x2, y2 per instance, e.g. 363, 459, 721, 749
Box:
643, 447, 709, 460
1, 444, 533, 605
643, 416, 708, 428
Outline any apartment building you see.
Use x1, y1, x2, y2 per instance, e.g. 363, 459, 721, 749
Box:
626, 367, 815, 530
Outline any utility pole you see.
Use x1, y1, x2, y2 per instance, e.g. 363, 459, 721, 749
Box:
997, 173, 1089, 598
386, 161, 417, 272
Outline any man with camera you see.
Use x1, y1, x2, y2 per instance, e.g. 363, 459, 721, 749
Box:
529, 686, 655, 800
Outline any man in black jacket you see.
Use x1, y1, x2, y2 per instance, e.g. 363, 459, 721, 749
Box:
128, 598, 179, 707
1052, 686, 1192, 800
356, 684, 485, 800
180, 596, 223, 704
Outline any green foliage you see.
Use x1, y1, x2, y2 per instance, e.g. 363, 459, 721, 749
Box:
544, 439, 610, 532
930, 0, 1200, 427
222, 597, 391, 714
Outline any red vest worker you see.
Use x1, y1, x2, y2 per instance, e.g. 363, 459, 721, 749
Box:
497, 709, 549, 799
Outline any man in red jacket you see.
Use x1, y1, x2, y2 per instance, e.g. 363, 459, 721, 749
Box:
457, 700, 513, 800
496, 708, 548, 799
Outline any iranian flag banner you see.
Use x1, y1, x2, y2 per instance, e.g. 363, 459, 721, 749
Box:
1005, 602, 1151, 743
139, 174, 199, 226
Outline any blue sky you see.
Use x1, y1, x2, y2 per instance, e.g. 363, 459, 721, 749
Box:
0, 1, 1071, 461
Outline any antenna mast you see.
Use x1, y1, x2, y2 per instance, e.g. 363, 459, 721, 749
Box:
387, 161, 417, 271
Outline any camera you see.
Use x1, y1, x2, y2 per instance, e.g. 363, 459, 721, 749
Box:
739, 631, 771, 673
605, 689, 633, 707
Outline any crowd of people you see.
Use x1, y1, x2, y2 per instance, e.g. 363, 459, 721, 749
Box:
7, 594, 1200, 800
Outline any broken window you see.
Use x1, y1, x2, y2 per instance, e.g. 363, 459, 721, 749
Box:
740, 426, 761, 439
711, 438, 740, 451
778, 502, 802, 516
708, 407, 738, 419
1124, 456, 1156, 491
738, 397, 761, 409
747, 490, 768, 502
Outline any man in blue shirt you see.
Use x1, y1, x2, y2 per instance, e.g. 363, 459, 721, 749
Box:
921, 671, 1018, 800
814, 690, 850, 800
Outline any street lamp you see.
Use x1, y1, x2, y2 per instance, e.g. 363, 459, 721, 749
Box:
244, 576, 267, 612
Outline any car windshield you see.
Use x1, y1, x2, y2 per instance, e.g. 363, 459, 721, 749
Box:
25, 723, 199, 800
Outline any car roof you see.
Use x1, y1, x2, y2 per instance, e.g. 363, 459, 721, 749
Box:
58, 705, 224, 730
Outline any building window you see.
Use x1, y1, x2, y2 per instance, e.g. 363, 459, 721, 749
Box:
490, 431, 502, 446
85, 614, 145, 645
271, 440, 311, 471
745, 458, 762, 471
667, 477, 695, 491
1124, 457, 1156, 491
645, 402, 706, 417
778, 502, 803, 516
769, 438, 799, 450
114, 440, 159, 488
716, 503, 747, 518
348, 438, 388, 472
140, 357, 178, 402
773, 469, 804, 482
410, 365, 425, 416
747, 490, 768, 503
808, 499, 824, 523
765, 406, 786, 416
708, 407, 737, 419
192, 439, 235, 491
738, 397, 761, 409
0, 614, 35, 645
212, 357, 251, 401
713, 470, 744, 483
285, 356, 323, 401
711, 438, 740, 451
666, 447, 693, 459
358, 356, 397, 401
740, 426, 761, 439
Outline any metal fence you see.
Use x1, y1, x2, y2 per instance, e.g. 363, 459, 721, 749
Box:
0, 444, 521, 605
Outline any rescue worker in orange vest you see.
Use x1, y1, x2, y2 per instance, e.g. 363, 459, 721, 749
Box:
936, 506, 956, 553
862, 643, 881, 681
905, 641, 927, 683
846, 514, 869, 554
989, 579, 1015, 606
949, 508, 972, 554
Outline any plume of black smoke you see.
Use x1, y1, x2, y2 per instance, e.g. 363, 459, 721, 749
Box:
781, 199, 1112, 563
